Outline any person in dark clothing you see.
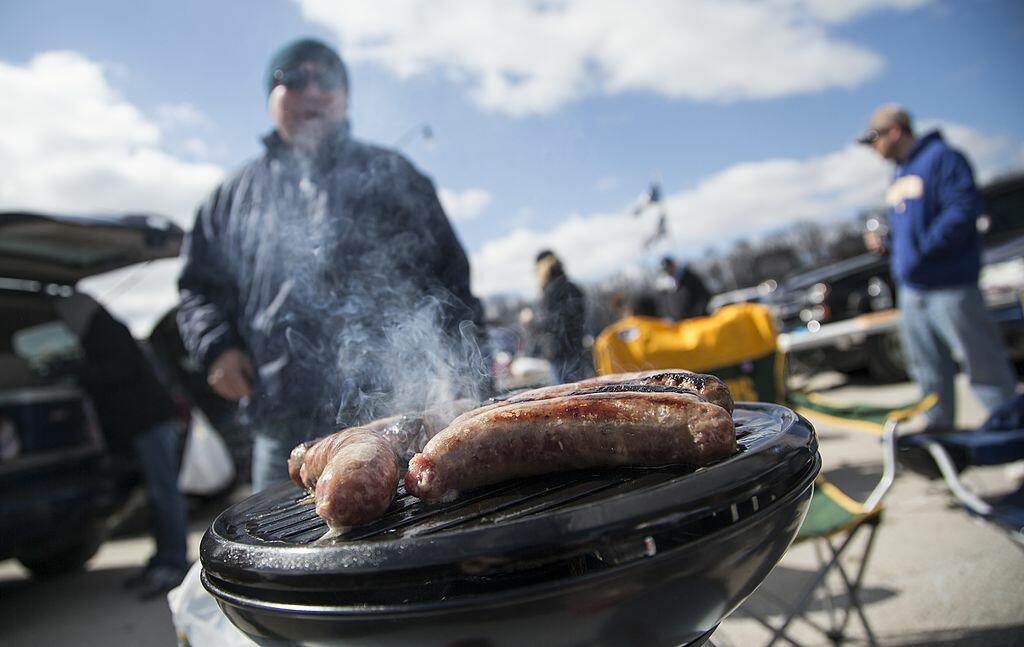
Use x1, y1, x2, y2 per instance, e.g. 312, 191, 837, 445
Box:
859, 104, 1017, 430
54, 293, 188, 599
534, 250, 587, 383
660, 257, 711, 321
177, 38, 487, 492
626, 292, 663, 319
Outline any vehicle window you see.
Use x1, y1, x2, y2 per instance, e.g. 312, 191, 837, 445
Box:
983, 184, 1024, 242
12, 321, 82, 371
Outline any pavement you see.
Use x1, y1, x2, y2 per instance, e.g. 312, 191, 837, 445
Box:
0, 492, 239, 647
715, 372, 1024, 647
1, 372, 1022, 647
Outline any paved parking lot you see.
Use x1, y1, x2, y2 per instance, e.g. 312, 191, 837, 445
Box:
1, 373, 1021, 646
716, 374, 1024, 646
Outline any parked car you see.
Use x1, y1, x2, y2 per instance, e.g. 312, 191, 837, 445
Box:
768, 172, 1024, 381
0, 212, 218, 577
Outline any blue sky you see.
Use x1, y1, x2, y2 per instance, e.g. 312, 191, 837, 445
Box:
2, 0, 1022, 332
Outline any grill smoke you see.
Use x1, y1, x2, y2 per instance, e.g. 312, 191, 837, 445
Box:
232, 145, 487, 435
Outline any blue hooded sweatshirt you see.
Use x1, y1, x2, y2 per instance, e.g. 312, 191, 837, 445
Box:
887, 130, 984, 289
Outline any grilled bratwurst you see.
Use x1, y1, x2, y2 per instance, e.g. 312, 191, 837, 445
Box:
444, 369, 733, 434
313, 430, 400, 529
289, 400, 476, 530
405, 384, 736, 503
289, 399, 476, 490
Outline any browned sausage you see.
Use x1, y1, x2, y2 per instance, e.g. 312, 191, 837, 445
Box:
405, 386, 736, 502
444, 369, 733, 433
297, 416, 409, 489
292, 400, 478, 529
288, 441, 315, 487
314, 431, 400, 530
292, 399, 476, 491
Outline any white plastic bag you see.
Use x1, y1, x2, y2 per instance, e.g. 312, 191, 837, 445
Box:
178, 409, 236, 496
168, 562, 258, 647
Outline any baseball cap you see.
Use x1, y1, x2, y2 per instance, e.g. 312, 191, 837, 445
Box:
857, 104, 912, 145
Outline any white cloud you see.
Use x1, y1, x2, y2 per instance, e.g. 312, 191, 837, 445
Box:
470, 121, 1022, 297
0, 51, 226, 334
182, 137, 211, 158
594, 176, 621, 192
155, 102, 213, 130
296, 0, 929, 115
920, 119, 1020, 184
779, 0, 931, 24
438, 186, 493, 221
0, 51, 223, 227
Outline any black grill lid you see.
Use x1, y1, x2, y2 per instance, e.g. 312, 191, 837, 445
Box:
202, 403, 815, 599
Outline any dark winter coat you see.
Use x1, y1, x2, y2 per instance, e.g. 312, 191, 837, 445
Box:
72, 306, 178, 452
666, 265, 710, 321
177, 127, 485, 431
535, 272, 586, 382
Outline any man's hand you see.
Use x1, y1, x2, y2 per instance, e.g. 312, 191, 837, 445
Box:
207, 348, 253, 401
863, 230, 885, 253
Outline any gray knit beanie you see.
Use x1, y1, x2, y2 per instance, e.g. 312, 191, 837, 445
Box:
265, 38, 348, 96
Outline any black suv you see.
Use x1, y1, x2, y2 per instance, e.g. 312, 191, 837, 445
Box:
768, 172, 1024, 382
0, 212, 193, 576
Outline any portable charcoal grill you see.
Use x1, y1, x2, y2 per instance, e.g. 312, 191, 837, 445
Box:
202, 402, 819, 647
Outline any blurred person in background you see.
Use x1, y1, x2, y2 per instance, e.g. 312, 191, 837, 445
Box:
625, 292, 664, 319
659, 256, 711, 321
54, 293, 189, 599
177, 38, 485, 492
533, 250, 587, 383
859, 103, 1018, 431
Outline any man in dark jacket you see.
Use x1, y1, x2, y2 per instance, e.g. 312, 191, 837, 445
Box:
860, 104, 1017, 430
177, 39, 486, 491
660, 256, 710, 321
55, 293, 188, 599
534, 250, 587, 383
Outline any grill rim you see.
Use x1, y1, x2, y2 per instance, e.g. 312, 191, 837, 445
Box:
201, 402, 816, 588
201, 452, 819, 617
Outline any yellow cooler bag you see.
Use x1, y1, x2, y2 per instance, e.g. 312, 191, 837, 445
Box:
593, 303, 784, 403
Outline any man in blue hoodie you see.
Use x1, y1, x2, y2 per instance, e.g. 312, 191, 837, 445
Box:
860, 104, 1017, 430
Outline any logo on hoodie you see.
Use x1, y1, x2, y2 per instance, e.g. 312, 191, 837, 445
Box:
886, 175, 924, 214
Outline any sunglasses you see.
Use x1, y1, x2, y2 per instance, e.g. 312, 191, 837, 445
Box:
861, 126, 894, 145
273, 66, 345, 92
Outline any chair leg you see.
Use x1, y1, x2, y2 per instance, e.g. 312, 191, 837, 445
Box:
765, 529, 864, 646
826, 522, 882, 647
814, 540, 843, 641
755, 588, 833, 638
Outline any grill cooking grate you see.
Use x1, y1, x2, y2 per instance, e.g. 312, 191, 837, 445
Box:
203, 404, 818, 611
244, 423, 757, 546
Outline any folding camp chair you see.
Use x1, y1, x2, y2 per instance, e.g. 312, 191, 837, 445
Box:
894, 393, 1024, 549
750, 396, 937, 647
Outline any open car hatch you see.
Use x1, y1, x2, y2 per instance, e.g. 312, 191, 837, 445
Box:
0, 212, 184, 285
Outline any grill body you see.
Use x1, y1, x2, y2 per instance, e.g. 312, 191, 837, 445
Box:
202, 403, 819, 646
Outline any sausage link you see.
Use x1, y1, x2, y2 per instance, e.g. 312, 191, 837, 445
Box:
314, 431, 400, 530
293, 399, 475, 490
406, 388, 736, 502
445, 369, 733, 432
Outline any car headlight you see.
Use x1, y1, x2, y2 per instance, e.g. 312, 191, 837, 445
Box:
799, 305, 829, 324
867, 277, 894, 310
808, 282, 830, 304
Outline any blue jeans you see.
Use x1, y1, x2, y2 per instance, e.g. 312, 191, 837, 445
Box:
899, 284, 1018, 428
251, 421, 314, 493
133, 419, 188, 569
